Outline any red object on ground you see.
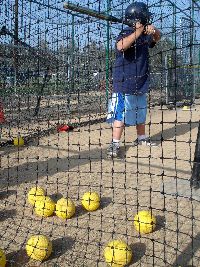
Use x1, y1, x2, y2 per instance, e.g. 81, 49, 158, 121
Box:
57, 124, 74, 132
0, 102, 5, 123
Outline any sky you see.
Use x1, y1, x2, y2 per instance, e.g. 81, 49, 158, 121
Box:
0, 0, 199, 56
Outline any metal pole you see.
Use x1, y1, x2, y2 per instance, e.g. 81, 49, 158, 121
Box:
191, 0, 196, 104
105, 0, 111, 103
71, 14, 75, 92
199, 50, 200, 80
165, 55, 169, 105
191, 121, 200, 188
172, 3, 177, 105
14, 0, 19, 90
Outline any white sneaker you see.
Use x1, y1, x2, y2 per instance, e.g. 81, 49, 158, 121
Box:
107, 142, 120, 158
133, 137, 157, 147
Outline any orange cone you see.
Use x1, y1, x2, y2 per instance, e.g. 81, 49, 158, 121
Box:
0, 102, 5, 123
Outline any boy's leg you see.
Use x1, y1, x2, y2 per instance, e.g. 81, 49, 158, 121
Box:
107, 120, 124, 157
136, 123, 145, 136
134, 123, 156, 146
112, 120, 124, 140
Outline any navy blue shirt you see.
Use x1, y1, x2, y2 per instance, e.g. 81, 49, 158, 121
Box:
113, 27, 155, 95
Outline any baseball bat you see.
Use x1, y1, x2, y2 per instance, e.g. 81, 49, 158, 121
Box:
63, 2, 132, 26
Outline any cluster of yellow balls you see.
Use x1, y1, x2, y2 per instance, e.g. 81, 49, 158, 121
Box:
25, 186, 101, 262
27, 186, 101, 219
0, 186, 157, 266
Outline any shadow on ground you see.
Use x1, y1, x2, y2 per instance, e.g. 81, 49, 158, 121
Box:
130, 242, 146, 264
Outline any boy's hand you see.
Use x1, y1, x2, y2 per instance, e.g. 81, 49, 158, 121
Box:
135, 22, 144, 33
144, 24, 156, 35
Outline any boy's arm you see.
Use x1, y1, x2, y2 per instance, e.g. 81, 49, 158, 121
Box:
116, 22, 144, 51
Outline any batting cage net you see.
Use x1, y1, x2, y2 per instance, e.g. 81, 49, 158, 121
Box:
0, 0, 200, 266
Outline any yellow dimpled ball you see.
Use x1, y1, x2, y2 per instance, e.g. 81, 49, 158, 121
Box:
13, 136, 24, 146
0, 248, 6, 267
28, 186, 45, 205
81, 192, 100, 211
134, 210, 156, 234
104, 240, 132, 267
55, 197, 75, 219
34, 196, 55, 217
26, 235, 52, 261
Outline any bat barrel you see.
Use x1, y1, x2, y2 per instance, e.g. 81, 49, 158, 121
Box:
63, 2, 126, 25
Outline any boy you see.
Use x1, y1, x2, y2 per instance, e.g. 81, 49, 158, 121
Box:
107, 1, 161, 157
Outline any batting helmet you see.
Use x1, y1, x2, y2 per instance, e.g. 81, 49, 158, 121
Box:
124, 2, 152, 26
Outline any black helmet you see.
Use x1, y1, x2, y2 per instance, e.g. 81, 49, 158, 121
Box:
125, 2, 152, 25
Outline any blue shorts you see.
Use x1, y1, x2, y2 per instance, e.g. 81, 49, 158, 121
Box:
106, 93, 147, 126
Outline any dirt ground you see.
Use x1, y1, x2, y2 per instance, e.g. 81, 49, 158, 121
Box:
0, 94, 200, 267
